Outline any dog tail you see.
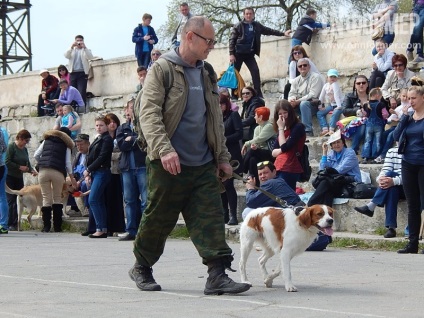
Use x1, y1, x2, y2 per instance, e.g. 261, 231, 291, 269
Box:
5, 184, 21, 195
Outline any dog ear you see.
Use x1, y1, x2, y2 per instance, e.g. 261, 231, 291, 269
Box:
298, 207, 313, 228
327, 206, 335, 218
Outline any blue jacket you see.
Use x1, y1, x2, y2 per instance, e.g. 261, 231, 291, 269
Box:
246, 177, 301, 208
320, 147, 361, 182
132, 24, 159, 57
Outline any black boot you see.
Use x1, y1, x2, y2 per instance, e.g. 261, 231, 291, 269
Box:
227, 210, 238, 225
397, 241, 418, 254
204, 258, 250, 295
223, 208, 230, 224
52, 204, 63, 232
41, 206, 52, 233
128, 262, 161, 291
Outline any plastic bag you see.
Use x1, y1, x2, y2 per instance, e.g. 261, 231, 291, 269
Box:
218, 64, 238, 89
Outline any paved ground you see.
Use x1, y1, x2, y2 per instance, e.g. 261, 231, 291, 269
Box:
1, 232, 424, 318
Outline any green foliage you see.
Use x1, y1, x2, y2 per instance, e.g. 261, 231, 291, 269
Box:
330, 237, 417, 251
169, 226, 190, 239
29, 110, 38, 117
157, 0, 402, 48
374, 226, 388, 236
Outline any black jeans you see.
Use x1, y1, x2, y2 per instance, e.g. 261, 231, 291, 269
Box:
401, 160, 424, 245
283, 82, 291, 100
369, 69, 386, 90
221, 178, 238, 215
70, 71, 88, 105
243, 148, 273, 186
233, 53, 263, 98
6, 175, 24, 228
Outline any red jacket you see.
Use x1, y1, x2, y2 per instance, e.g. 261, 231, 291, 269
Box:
41, 74, 59, 96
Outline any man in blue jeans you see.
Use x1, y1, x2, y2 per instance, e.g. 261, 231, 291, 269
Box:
354, 146, 404, 238
116, 97, 147, 241
288, 58, 324, 137
406, 1, 424, 63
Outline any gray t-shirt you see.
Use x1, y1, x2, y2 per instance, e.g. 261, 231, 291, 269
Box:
72, 49, 84, 72
165, 50, 213, 166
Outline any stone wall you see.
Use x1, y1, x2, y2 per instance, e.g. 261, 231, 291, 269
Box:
0, 16, 416, 111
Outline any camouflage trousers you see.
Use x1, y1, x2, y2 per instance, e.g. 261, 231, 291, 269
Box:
133, 159, 232, 267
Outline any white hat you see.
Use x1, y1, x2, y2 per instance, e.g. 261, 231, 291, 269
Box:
326, 130, 342, 145
39, 69, 49, 75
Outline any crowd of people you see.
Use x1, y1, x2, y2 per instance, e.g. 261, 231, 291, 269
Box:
1, 2, 424, 297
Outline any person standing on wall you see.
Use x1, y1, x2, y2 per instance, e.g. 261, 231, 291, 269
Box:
64, 35, 94, 106
171, 2, 193, 48
229, 7, 291, 98
132, 13, 159, 68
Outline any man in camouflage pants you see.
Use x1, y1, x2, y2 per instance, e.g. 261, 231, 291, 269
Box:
129, 16, 250, 296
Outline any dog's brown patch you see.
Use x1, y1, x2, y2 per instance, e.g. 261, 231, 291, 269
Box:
264, 208, 285, 246
247, 208, 286, 247
247, 213, 264, 233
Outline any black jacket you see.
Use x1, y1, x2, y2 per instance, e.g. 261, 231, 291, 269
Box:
229, 20, 285, 57
223, 111, 243, 173
292, 16, 317, 45
342, 92, 363, 117
116, 121, 147, 171
87, 132, 113, 173
241, 96, 265, 140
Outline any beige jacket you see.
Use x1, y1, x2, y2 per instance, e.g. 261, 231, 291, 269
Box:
64, 48, 94, 74
139, 60, 230, 166
381, 69, 416, 100
288, 71, 324, 101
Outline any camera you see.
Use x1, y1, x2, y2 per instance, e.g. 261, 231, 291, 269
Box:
243, 174, 253, 181
77, 42, 82, 46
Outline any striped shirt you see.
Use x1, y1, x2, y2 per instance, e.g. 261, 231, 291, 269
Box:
376, 147, 402, 185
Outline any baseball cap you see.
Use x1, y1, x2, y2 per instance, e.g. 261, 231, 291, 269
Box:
327, 69, 339, 77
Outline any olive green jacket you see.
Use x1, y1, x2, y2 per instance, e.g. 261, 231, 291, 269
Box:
139, 59, 231, 166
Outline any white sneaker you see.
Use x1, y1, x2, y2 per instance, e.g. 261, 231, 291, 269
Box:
412, 56, 424, 63
118, 232, 129, 238
406, 50, 414, 62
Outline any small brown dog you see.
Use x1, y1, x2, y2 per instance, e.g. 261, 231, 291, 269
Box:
6, 182, 74, 231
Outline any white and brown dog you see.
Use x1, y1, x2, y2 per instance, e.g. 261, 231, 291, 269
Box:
239, 204, 334, 292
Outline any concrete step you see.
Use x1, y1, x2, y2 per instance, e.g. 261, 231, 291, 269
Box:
235, 192, 408, 235
17, 214, 411, 243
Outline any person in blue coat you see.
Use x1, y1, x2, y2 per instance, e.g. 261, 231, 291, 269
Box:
132, 13, 159, 67
308, 130, 361, 207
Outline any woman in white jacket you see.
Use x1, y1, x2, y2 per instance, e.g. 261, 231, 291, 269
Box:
369, 39, 395, 89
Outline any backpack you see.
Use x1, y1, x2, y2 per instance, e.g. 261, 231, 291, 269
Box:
133, 58, 216, 151
296, 144, 312, 183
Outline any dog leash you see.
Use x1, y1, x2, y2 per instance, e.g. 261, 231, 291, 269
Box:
220, 161, 288, 208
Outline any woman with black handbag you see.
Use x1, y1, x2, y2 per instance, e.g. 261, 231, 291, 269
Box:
308, 130, 361, 207
394, 86, 424, 254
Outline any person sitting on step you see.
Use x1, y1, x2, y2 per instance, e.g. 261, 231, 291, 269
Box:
354, 146, 404, 238
242, 161, 303, 220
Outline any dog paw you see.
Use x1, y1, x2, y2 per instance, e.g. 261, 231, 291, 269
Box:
264, 277, 273, 288
285, 284, 298, 292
